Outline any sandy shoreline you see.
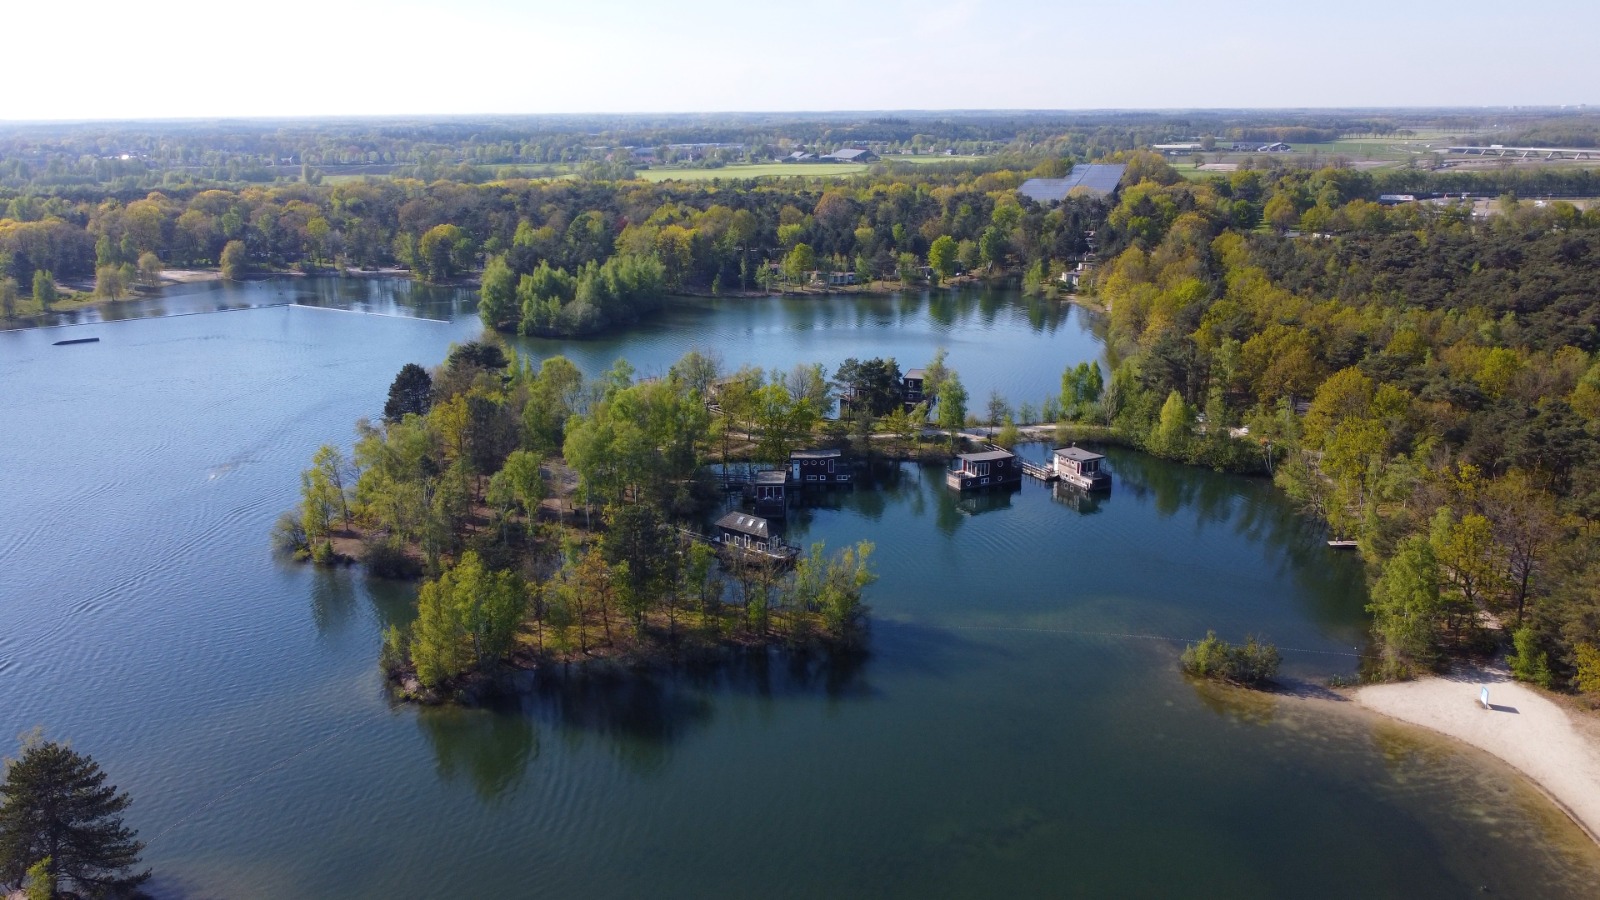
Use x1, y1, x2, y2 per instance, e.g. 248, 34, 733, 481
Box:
1352, 664, 1600, 844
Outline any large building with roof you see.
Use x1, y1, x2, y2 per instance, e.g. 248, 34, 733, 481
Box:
1018, 164, 1128, 204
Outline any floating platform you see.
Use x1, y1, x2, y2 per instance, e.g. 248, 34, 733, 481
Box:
52, 337, 101, 346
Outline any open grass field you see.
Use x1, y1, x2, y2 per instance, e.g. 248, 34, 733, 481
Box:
636, 162, 870, 182
636, 155, 988, 182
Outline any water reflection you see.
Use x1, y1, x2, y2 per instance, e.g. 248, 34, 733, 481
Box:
1187, 677, 1278, 727
1050, 482, 1107, 515
418, 706, 540, 802
308, 567, 358, 636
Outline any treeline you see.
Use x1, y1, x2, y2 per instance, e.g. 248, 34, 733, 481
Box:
1086, 155, 1600, 691
0, 167, 1105, 292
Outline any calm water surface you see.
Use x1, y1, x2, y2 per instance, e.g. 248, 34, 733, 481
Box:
2, 278, 1597, 898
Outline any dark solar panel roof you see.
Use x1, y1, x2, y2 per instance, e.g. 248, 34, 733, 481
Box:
1018, 164, 1128, 203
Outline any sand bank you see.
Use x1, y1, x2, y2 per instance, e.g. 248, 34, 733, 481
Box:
1355, 665, 1600, 843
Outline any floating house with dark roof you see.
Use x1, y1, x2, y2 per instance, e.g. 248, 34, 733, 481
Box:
752, 469, 788, 515
714, 511, 797, 563
1052, 446, 1110, 491
790, 449, 850, 487
946, 449, 1022, 491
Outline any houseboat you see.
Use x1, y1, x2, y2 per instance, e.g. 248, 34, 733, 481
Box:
714, 511, 798, 564
752, 469, 789, 515
1052, 446, 1111, 491
790, 449, 851, 487
945, 449, 1022, 491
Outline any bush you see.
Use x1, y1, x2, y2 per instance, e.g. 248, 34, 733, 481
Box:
270, 510, 308, 557
1509, 625, 1553, 689
379, 624, 410, 675
1574, 644, 1600, 696
361, 534, 422, 579
1181, 630, 1281, 686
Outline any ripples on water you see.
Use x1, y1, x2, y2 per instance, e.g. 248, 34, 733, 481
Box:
1, 278, 1597, 899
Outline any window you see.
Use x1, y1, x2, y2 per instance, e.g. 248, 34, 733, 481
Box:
976, 462, 990, 477
827, 459, 835, 473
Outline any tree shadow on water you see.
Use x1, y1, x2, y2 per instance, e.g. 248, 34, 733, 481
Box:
417, 703, 540, 803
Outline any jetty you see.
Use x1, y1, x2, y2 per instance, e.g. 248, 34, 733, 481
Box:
976, 443, 1056, 483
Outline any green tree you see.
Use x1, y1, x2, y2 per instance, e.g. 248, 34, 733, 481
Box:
411, 551, 526, 687
927, 235, 958, 283
300, 445, 353, 559
137, 252, 163, 289
896, 252, 920, 285
94, 265, 129, 301
782, 242, 816, 283
1148, 390, 1193, 458
219, 240, 248, 280
416, 224, 472, 282
937, 373, 968, 447
1509, 625, 1553, 688
0, 737, 149, 896
791, 541, 876, 649
477, 254, 518, 331
383, 363, 434, 423
486, 449, 546, 524
32, 271, 56, 311
24, 856, 52, 900
1369, 536, 1443, 676
978, 226, 1005, 269
0, 276, 18, 320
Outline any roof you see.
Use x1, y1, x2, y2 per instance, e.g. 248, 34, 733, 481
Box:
1054, 446, 1105, 463
716, 512, 771, 538
824, 148, 873, 161
958, 450, 1014, 462
790, 449, 842, 459
1018, 164, 1128, 204
755, 470, 788, 485
904, 369, 926, 379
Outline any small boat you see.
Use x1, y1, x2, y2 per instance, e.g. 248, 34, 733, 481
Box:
52, 337, 101, 346
1326, 540, 1359, 550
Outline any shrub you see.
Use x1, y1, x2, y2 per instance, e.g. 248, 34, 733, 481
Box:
270, 510, 308, 557
1181, 630, 1281, 687
1574, 644, 1600, 696
361, 534, 422, 579
1509, 626, 1553, 689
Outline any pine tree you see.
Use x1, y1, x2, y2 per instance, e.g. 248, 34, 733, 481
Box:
0, 738, 149, 896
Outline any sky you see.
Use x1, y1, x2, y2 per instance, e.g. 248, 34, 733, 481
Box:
3, 0, 1595, 120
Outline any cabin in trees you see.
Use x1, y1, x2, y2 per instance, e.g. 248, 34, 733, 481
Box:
1052, 445, 1110, 491
752, 469, 789, 515
790, 449, 850, 487
902, 369, 927, 407
946, 449, 1022, 491
715, 511, 797, 563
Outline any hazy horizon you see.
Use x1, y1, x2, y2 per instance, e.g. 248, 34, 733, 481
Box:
6, 0, 1594, 122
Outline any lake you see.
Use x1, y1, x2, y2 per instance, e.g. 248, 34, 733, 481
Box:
2, 278, 1597, 898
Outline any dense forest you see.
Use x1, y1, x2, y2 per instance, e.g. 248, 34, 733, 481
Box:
1085, 155, 1600, 689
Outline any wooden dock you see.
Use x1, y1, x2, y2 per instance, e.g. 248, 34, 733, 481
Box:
984, 443, 1056, 482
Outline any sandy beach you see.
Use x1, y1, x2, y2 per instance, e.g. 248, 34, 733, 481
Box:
1355, 665, 1600, 844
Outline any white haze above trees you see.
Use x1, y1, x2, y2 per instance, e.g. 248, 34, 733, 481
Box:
3, 0, 1595, 120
